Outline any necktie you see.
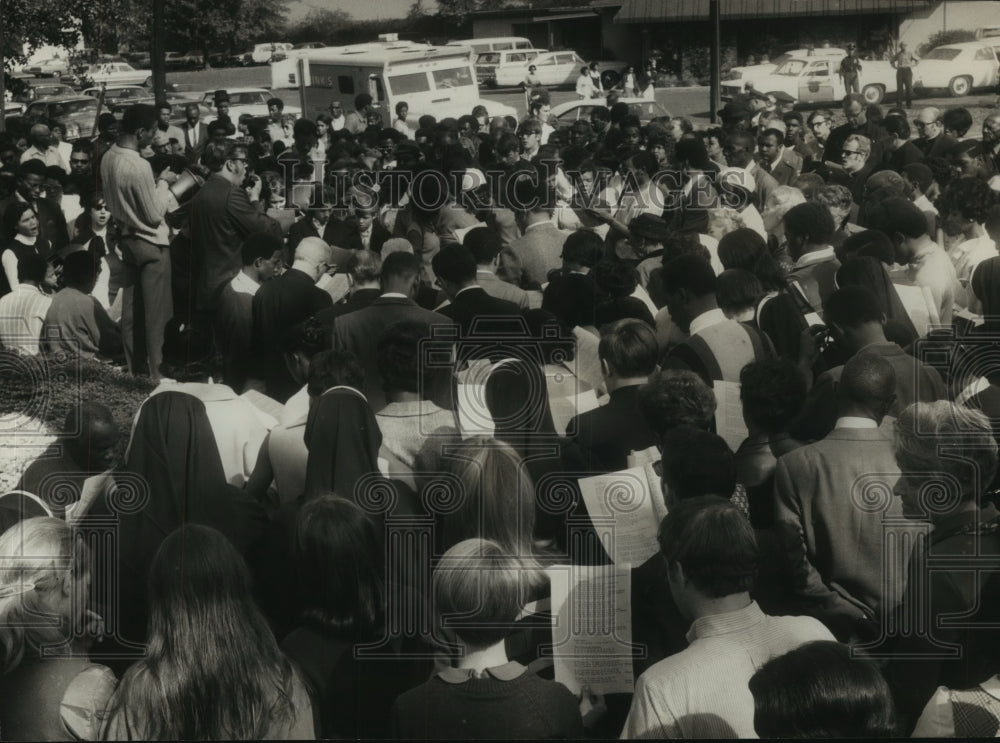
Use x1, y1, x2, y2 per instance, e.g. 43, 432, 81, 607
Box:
190, 126, 198, 148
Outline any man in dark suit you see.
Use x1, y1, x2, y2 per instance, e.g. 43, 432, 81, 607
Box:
286, 187, 344, 255
568, 319, 659, 473
431, 243, 524, 363
315, 249, 382, 330
774, 353, 907, 642
913, 107, 958, 160
179, 103, 209, 164
355, 204, 392, 254
187, 141, 282, 313
757, 127, 803, 187
0, 159, 69, 252
332, 251, 454, 412
251, 236, 333, 401
823, 94, 886, 166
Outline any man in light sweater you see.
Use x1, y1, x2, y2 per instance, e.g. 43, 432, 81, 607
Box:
100, 104, 179, 378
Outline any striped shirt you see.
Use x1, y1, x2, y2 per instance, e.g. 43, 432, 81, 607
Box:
0, 284, 52, 355
621, 602, 834, 738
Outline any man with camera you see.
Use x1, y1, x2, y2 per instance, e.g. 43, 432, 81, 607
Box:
187, 140, 282, 318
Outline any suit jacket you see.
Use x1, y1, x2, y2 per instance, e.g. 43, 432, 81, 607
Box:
314, 287, 380, 330
438, 286, 524, 362
773, 425, 906, 639
761, 149, 803, 187
568, 385, 657, 473
476, 269, 540, 310
180, 121, 209, 163
331, 295, 455, 412
791, 341, 948, 442
915, 132, 958, 160
506, 222, 571, 289
747, 161, 779, 210
187, 174, 282, 310
251, 267, 333, 401
324, 217, 361, 251
0, 195, 68, 251
787, 253, 840, 316
434, 205, 479, 250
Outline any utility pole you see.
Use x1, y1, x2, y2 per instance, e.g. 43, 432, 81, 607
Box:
152, 0, 166, 99
0, 0, 6, 134
709, 0, 720, 123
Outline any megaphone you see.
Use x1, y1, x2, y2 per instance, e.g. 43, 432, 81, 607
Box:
169, 169, 205, 202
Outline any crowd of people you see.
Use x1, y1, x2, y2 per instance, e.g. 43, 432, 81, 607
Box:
2, 70, 1000, 739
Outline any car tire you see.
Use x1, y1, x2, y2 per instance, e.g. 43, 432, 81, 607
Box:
861, 84, 885, 105
144, 76, 153, 87
601, 70, 621, 89
948, 75, 972, 97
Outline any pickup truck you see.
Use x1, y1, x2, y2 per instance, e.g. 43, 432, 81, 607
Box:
722, 54, 897, 105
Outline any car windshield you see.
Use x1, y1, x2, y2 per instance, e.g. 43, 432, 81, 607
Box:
923, 47, 962, 61
774, 60, 807, 76
49, 100, 99, 117
772, 54, 792, 65
389, 72, 431, 95
432, 67, 474, 89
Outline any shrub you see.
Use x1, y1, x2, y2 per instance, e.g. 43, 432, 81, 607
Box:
918, 29, 977, 56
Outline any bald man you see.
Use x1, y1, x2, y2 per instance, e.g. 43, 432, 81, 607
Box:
20, 123, 68, 173
15, 402, 120, 523
773, 351, 909, 642
913, 107, 957, 160
250, 236, 333, 401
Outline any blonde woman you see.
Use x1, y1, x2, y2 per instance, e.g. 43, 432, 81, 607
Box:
0, 517, 115, 740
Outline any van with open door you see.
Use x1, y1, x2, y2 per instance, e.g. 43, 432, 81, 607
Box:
296, 44, 517, 127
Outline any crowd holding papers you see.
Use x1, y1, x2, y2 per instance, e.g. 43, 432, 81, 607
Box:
577, 466, 666, 567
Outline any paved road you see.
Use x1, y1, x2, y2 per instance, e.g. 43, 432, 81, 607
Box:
163, 65, 999, 127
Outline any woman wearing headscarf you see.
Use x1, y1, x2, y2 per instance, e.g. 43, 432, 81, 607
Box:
836, 256, 919, 349
251, 385, 386, 640
113, 387, 267, 663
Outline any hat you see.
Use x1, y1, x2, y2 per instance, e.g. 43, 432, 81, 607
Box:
770, 91, 795, 104
461, 167, 488, 192
214, 89, 230, 104
628, 213, 670, 242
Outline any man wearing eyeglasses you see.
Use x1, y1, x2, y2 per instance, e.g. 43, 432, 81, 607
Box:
839, 134, 874, 204
799, 109, 833, 162
912, 107, 957, 160
186, 140, 282, 316
823, 94, 886, 165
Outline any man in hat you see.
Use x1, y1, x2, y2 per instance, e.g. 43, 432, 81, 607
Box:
913, 107, 957, 160
187, 139, 282, 314
718, 101, 752, 134
838, 45, 862, 94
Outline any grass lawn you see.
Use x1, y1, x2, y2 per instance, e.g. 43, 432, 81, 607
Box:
0, 353, 155, 492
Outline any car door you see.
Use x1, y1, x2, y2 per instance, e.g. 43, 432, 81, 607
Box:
555, 52, 578, 86
798, 60, 835, 103
534, 53, 559, 85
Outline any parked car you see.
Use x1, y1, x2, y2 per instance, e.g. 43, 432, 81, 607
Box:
913, 40, 1000, 97
240, 43, 293, 66
124, 52, 152, 68
79, 62, 152, 87
501, 49, 589, 88
12, 82, 76, 103
177, 51, 205, 69
550, 98, 670, 128
83, 85, 156, 107
722, 53, 897, 105
22, 96, 100, 140
25, 57, 72, 77
475, 49, 544, 87
725, 47, 847, 85
165, 52, 190, 70
199, 87, 301, 119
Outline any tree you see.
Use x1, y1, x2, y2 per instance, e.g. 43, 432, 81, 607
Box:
286, 8, 352, 44
2, 0, 92, 68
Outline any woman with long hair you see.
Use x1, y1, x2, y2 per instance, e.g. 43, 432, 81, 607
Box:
1, 202, 51, 296
102, 525, 313, 740
281, 496, 432, 739
0, 517, 115, 741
